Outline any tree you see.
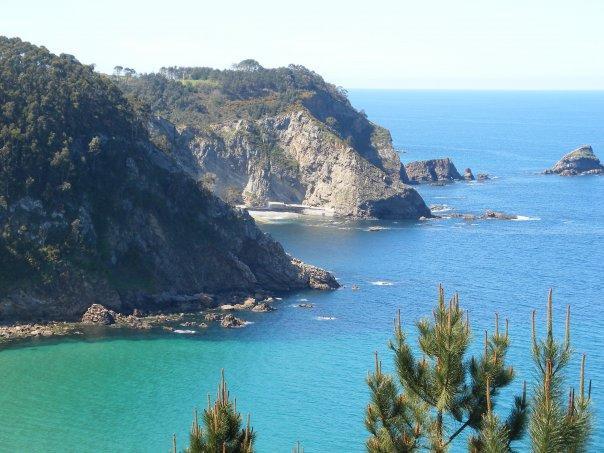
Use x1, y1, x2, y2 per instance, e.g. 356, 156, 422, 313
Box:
184, 370, 255, 453
232, 59, 263, 72
223, 186, 243, 206
366, 286, 527, 452
113, 65, 123, 76
529, 290, 592, 452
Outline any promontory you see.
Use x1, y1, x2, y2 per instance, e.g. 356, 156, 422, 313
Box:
0, 38, 338, 324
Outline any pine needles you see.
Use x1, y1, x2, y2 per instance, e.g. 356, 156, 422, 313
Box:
365, 286, 593, 452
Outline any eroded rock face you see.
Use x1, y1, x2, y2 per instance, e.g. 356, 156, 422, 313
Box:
545, 146, 604, 176
157, 111, 431, 220
405, 158, 463, 184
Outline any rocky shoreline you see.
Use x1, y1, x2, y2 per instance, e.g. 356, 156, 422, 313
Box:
0, 292, 300, 344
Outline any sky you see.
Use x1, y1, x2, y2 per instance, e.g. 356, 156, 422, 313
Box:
2, 0, 604, 90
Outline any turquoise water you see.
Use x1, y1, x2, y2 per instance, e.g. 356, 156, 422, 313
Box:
0, 91, 603, 452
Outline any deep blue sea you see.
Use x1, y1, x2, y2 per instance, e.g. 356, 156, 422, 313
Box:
0, 91, 602, 452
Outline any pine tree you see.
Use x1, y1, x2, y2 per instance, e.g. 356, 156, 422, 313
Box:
185, 370, 255, 453
365, 285, 527, 452
529, 290, 592, 453
365, 352, 424, 452
468, 378, 513, 453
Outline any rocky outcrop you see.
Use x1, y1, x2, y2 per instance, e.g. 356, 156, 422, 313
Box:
251, 302, 275, 312
291, 258, 339, 290
449, 210, 518, 221
220, 314, 247, 328
81, 304, 117, 325
405, 158, 463, 184
545, 146, 604, 176
464, 168, 475, 181
159, 110, 431, 219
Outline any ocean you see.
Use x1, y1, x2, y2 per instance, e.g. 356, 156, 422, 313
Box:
0, 90, 602, 452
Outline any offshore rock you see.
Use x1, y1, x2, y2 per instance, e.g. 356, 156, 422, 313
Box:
545, 145, 604, 176
464, 168, 475, 181
405, 158, 463, 184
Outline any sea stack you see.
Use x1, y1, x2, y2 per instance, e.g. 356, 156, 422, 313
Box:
545, 145, 604, 176
405, 158, 463, 184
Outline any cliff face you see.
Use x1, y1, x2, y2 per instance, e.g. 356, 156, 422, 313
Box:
545, 146, 604, 176
0, 38, 337, 323
118, 67, 430, 219
405, 158, 463, 184
152, 108, 430, 219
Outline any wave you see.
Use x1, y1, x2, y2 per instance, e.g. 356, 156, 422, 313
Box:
370, 280, 394, 286
315, 316, 336, 321
430, 205, 452, 213
511, 215, 541, 221
173, 329, 197, 334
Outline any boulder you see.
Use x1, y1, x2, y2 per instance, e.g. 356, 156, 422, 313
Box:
251, 302, 275, 312
220, 314, 247, 328
81, 304, 117, 325
545, 145, 604, 176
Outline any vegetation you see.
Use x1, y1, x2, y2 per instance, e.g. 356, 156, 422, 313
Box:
365, 287, 592, 452
114, 59, 382, 159
176, 370, 254, 453
0, 37, 286, 314
0, 36, 146, 285
529, 290, 592, 452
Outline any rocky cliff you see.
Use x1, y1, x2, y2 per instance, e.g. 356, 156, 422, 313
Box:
0, 38, 337, 323
545, 145, 604, 176
118, 65, 431, 219
405, 158, 463, 184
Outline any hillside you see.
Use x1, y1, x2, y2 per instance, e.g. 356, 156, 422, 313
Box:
116, 62, 431, 219
0, 38, 337, 323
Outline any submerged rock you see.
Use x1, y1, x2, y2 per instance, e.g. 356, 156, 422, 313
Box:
449, 210, 518, 221
297, 303, 314, 309
405, 158, 463, 184
476, 173, 490, 181
545, 145, 604, 176
481, 210, 518, 220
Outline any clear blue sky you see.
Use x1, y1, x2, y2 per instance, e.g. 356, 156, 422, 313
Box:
3, 0, 603, 89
